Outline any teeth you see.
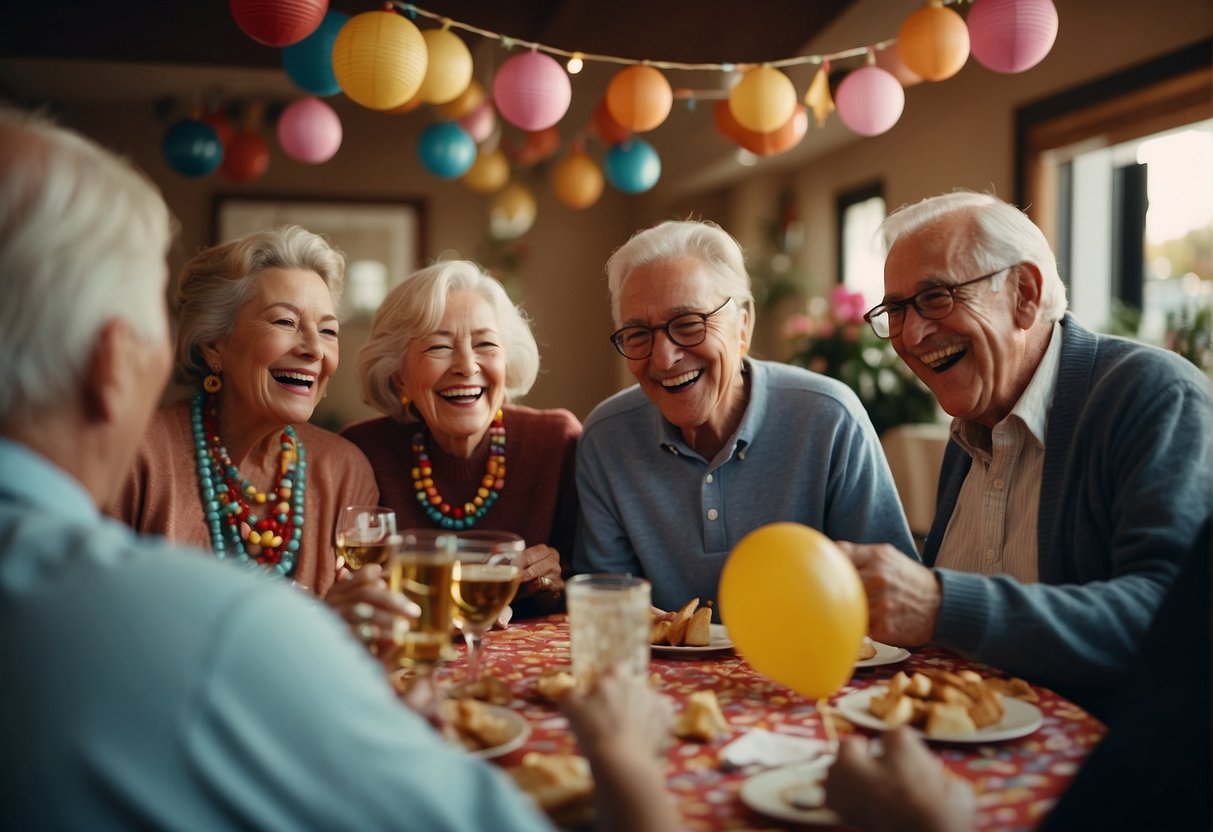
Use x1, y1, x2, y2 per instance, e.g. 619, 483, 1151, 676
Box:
440, 387, 483, 398
661, 370, 701, 388
273, 371, 315, 385
918, 345, 964, 367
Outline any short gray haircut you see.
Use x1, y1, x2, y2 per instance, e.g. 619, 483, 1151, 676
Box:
357, 259, 540, 423
605, 219, 756, 342
0, 107, 173, 427
879, 191, 1068, 322
174, 225, 345, 385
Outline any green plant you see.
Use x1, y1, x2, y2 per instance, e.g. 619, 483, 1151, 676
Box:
1165, 300, 1212, 371
784, 285, 938, 436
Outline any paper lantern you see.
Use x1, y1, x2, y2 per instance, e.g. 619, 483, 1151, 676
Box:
201, 108, 234, 148
875, 45, 923, 87
714, 101, 808, 156
229, 0, 327, 47
462, 148, 509, 194
417, 121, 476, 179
899, 0, 970, 81
552, 149, 604, 210
605, 65, 673, 133
513, 126, 560, 167
435, 79, 485, 120
383, 92, 425, 115
490, 182, 537, 240
592, 98, 630, 145
221, 131, 270, 183
162, 119, 223, 178
493, 51, 571, 131
282, 9, 347, 96
332, 10, 428, 111
604, 139, 661, 194
459, 100, 496, 143
416, 28, 474, 104
835, 66, 905, 137
968, 0, 1059, 74
277, 97, 342, 163
728, 65, 796, 134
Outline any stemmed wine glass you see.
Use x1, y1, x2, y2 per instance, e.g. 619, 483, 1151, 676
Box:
449, 531, 525, 691
334, 505, 397, 569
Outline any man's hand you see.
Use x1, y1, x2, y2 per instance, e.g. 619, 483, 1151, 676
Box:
835, 541, 941, 646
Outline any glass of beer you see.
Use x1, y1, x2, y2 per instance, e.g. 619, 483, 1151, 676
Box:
450, 531, 525, 689
334, 506, 396, 569
388, 529, 457, 675
566, 574, 651, 691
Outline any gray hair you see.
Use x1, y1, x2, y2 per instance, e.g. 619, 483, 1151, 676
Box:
0, 107, 172, 427
879, 191, 1068, 322
605, 219, 756, 342
357, 260, 540, 423
174, 225, 345, 384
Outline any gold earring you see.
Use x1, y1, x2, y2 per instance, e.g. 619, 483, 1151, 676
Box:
399, 392, 410, 407
203, 370, 222, 393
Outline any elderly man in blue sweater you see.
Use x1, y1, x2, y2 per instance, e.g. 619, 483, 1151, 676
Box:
840, 191, 1212, 714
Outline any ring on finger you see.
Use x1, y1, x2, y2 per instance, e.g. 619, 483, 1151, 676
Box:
356, 621, 377, 642
353, 602, 375, 621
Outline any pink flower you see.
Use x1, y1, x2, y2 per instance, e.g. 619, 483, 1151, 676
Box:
829, 285, 869, 324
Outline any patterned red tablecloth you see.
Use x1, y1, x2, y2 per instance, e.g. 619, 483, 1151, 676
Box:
439, 614, 1106, 831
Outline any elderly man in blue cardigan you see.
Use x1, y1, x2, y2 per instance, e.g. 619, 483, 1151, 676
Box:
839, 190, 1212, 716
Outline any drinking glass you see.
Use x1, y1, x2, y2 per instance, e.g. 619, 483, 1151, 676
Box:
334, 505, 397, 569
566, 573, 651, 690
387, 530, 457, 675
449, 531, 525, 689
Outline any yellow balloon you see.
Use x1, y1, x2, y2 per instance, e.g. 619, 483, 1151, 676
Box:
416, 28, 474, 105
718, 523, 867, 700
728, 65, 796, 133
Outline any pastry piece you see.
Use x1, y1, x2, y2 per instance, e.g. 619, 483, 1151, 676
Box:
534, 668, 577, 701
925, 702, 977, 737
666, 597, 700, 646
441, 698, 516, 751
508, 752, 595, 827
674, 690, 730, 742
650, 619, 672, 645
683, 607, 713, 647
857, 639, 878, 661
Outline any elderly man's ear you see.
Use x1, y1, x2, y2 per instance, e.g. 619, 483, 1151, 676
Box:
82, 319, 140, 425
1011, 262, 1045, 330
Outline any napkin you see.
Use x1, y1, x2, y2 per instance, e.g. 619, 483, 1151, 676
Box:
719, 729, 832, 770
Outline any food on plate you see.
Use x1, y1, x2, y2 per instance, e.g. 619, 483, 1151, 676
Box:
441, 698, 517, 751
866, 668, 1019, 737
652, 598, 713, 647
508, 752, 595, 826
450, 672, 512, 705
534, 667, 577, 701
856, 639, 878, 661
985, 675, 1039, 702
674, 689, 730, 742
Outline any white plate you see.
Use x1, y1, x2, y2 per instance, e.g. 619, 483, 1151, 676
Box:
855, 638, 911, 668
651, 623, 734, 655
461, 704, 532, 759
833, 687, 1043, 743
739, 759, 841, 826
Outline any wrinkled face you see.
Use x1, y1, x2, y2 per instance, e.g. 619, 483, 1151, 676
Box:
205, 267, 339, 429
884, 223, 1027, 427
398, 290, 507, 457
617, 256, 748, 436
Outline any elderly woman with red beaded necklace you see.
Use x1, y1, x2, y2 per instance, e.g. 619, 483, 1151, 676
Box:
342, 259, 579, 619
109, 225, 413, 645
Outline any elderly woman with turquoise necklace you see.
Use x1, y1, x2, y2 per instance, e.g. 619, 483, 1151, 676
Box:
109, 225, 412, 643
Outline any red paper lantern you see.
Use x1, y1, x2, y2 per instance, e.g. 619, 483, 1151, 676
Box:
592, 98, 630, 145
967, 0, 1059, 74
221, 131, 270, 183
229, 0, 328, 47
513, 126, 561, 167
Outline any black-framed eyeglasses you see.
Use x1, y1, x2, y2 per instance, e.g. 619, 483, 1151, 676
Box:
862, 266, 1017, 339
609, 297, 734, 360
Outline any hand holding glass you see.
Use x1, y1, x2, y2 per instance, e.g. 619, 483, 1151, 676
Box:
450, 531, 525, 687
335, 505, 397, 569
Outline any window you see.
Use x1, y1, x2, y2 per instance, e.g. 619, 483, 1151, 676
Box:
837, 183, 887, 307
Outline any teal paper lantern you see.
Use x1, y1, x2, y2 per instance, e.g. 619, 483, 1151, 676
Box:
282, 9, 348, 96
417, 121, 476, 179
605, 139, 661, 194
162, 119, 223, 177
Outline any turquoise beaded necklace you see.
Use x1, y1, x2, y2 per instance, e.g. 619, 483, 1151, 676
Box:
411, 409, 505, 530
191, 391, 306, 577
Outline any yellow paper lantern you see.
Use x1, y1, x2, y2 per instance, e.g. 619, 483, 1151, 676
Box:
605, 65, 673, 133
490, 182, 537, 240
898, 0, 970, 82
416, 28, 474, 105
728, 65, 796, 134
462, 148, 510, 194
552, 149, 605, 210
435, 78, 485, 120
332, 10, 428, 111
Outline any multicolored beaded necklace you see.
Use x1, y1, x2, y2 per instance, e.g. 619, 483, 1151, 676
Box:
412, 409, 506, 530
191, 391, 306, 577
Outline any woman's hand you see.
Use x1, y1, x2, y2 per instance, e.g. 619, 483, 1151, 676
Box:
513, 543, 564, 599
325, 563, 418, 660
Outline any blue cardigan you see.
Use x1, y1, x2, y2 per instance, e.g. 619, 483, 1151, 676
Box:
924, 315, 1212, 702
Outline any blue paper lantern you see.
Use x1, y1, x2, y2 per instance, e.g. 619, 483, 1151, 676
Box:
162, 119, 223, 177
417, 121, 476, 179
282, 9, 348, 96
604, 138, 661, 194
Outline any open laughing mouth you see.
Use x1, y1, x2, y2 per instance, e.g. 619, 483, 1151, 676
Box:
918, 344, 966, 373
660, 369, 701, 390
440, 386, 485, 403
272, 370, 316, 390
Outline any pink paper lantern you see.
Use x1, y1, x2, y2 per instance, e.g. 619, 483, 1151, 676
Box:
835, 66, 905, 137
459, 101, 497, 144
492, 51, 571, 131
967, 0, 1059, 74
277, 97, 343, 163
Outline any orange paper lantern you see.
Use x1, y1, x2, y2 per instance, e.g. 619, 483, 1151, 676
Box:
714, 101, 808, 156
898, 0, 970, 82
435, 79, 485, 120
416, 28, 473, 105
462, 148, 510, 193
605, 65, 673, 133
552, 149, 605, 210
332, 10, 428, 111
728, 65, 797, 134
